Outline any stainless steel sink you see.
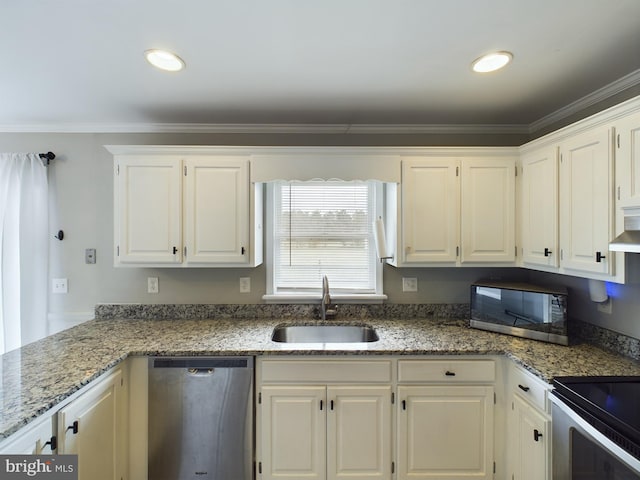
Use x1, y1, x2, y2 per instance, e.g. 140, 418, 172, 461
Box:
271, 324, 379, 343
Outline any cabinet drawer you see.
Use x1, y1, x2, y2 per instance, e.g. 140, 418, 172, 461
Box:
398, 359, 495, 383
260, 359, 392, 383
509, 365, 551, 413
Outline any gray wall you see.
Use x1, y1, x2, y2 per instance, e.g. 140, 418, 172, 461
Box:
2, 131, 640, 340
530, 269, 640, 341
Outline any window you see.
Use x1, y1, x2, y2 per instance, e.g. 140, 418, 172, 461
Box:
265, 180, 385, 301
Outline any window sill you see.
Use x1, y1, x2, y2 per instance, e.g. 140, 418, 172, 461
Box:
262, 294, 387, 305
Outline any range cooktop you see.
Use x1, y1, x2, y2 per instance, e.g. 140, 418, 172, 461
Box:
553, 376, 640, 459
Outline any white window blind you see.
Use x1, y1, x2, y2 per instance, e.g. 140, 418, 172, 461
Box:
272, 180, 378, 294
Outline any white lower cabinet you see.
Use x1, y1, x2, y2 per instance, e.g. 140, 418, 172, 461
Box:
505, 364, 552, 480
257, 359, 393, 480
261, 385, 326, 480
57, 368, 127, 480
0, 414, 56, 454
396, 359, 495, 480
397, 385, 494, 480
510, 395, 550, 480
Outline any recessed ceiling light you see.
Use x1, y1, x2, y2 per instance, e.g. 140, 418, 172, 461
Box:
144, 49, 185, 72
472, 51, 513, 73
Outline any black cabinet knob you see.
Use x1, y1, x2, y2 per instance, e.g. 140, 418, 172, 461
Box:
534, 429, 543, 442
596, 251, 606, 263
43, 436, 57, 451
66, 420, 79, 435
544, 248, 552, 257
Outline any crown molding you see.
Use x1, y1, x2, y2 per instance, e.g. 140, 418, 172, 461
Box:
529, 68, 640, 134
0, 122, 529, 135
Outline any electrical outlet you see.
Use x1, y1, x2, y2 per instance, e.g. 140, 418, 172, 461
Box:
402, 277, 418, 292
598, 299, 612, 314
52, 278, 68, 294
239, 277, 251, 293
147, 277, 159, 294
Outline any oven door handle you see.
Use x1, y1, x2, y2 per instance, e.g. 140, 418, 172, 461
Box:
550, 393, 640, 474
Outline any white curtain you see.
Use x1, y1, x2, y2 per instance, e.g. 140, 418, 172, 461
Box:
0, 153, 48, 354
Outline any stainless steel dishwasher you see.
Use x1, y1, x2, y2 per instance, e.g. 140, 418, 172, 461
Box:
148, 356, 254, 480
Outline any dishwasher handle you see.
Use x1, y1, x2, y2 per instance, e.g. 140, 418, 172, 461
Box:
152, 357, 252, 370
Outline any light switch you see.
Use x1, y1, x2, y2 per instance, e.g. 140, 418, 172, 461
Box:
85, 248, 96, 264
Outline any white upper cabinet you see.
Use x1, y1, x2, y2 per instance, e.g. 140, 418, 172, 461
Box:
113, 150, 262, 268
615, 109, 640, 208
115, 155, 183, 265
518, 97, 640, 283
401, 157, 460, 264
183, 157, 250, 264
398, 153, 516, 267
559, 125, 613, 275
461, 157, 516, 264
520, 146, 559, 268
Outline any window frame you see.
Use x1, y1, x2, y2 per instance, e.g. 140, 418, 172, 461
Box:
263, 180, 386, 303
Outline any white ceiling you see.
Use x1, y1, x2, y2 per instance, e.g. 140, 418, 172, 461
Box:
2, 0, 640, 132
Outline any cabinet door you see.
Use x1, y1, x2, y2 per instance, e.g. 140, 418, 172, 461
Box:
397, 385, 494, 480
0, 415, 55, 454
521, 147, 559, 268
57, 370, 125, 480
184, 157, 250, 264
461, 158, 516, 263
261, 386, 326, 480
559, 126, 612, 274
115, 156, 182, 264
327, 386, 392, 480
510, 395, 550, 480
616, 110, 640, 208
401, 158, 459, 264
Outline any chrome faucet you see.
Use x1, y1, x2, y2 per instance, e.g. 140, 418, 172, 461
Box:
321, 275, 337, 320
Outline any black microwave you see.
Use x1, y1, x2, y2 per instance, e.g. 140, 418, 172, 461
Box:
470, 281, 568, 345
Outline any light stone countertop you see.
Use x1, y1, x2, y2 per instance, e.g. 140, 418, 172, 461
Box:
1, 316, 639, 441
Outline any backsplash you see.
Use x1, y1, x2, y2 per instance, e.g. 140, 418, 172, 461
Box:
94, 303, 470, 321
570, 319, 640, 361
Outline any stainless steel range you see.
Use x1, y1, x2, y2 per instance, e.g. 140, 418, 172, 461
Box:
551, 376, 640, 479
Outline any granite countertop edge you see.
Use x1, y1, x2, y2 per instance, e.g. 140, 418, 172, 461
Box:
1, 316, 639, 441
